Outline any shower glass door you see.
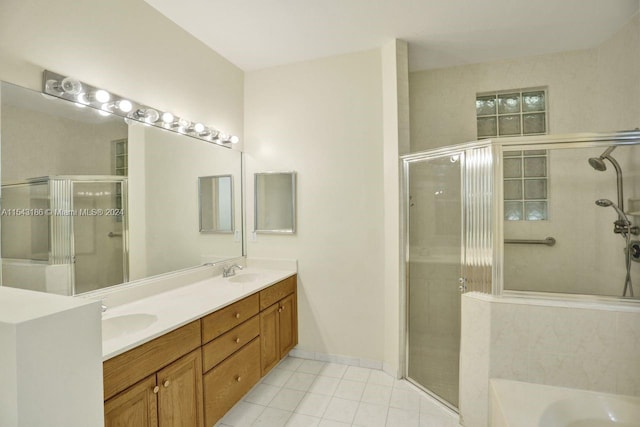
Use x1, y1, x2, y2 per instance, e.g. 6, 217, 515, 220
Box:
406, 151, 464, 409
72, 180, 127, 294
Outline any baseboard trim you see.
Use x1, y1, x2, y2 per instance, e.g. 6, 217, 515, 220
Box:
288, 348, 389, 371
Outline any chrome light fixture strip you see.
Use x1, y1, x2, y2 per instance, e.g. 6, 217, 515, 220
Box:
42, 70, 239, 146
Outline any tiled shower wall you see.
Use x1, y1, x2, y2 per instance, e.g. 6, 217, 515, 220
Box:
460, 293, 640, 427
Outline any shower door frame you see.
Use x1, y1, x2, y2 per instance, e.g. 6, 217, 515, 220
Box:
400, 140, 492, 412
67, 175, 129, 295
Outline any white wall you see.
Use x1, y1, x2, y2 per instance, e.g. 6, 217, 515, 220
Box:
244, 49, 388, 364
382, 40, 410, 376
0, 287, 103, 427
0, 0, 243, 145
409, 48, 598, 151
409, 13, 640, 152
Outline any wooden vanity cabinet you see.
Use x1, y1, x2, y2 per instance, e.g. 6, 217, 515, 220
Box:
104, 375, 158, 427
103, 275, 298, 427
103, 321, 204, 427
259, 275, 298, 375
201, 295, 262, 427
156, 350, 204, 426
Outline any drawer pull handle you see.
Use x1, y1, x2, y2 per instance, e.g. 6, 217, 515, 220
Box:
281, 305, 286, 311
235, 313, 241, 319
235, 376, 242, 382
163, 380, 170, 388
235, 337, 241, 344
278, 307, 283, 313
153, 386, 160, 394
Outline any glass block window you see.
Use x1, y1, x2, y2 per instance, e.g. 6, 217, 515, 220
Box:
111, 138, 128, 223
476, 88, 547, 138
504, 150, 548, 221
112, 138, 128, 176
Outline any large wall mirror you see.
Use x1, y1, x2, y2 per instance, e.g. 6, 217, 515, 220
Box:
0, 81, 243, 295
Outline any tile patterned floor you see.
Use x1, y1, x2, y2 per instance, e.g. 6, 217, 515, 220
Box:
215, 357, 460, 427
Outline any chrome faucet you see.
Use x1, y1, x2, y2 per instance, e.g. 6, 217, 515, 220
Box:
223, 264, 244, 277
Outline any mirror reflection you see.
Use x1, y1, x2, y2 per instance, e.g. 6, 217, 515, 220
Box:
0, 81, 243, 295
199, 175, 234, 233
254, 172, 296, 234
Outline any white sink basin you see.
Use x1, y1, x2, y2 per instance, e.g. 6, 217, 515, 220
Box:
102, 313, 158, 341
228, 273, 260, 283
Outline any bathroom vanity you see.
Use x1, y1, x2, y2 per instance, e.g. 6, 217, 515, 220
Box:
100, 269, 297, 426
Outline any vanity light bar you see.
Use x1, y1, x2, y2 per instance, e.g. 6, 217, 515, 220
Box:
42, 70, 239, 145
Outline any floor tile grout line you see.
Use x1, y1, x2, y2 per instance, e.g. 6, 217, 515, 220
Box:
231, 356, 458, 427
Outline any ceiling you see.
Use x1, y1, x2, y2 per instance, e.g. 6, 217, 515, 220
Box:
145, 0, 639, 72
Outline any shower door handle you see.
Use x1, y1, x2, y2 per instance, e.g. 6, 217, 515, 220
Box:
458, 277, 467, 292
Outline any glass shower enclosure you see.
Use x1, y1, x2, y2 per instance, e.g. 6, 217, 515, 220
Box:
1, 175, 128, 295
402, 142, 493, 410
402, 131, 640, 411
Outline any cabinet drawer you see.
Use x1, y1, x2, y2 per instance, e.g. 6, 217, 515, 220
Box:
103, 321, 201, 401
259, 275, 296, 310
201, 294, 259, 343
203, 337, 261, 426
202, 315, 260, 372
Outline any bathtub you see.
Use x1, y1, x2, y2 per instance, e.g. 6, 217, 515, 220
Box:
490, 379, 640, 427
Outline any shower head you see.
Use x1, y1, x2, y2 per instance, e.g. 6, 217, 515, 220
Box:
596, 198, 628, 221
588, 146, 617, 171
588, 157, 607, 171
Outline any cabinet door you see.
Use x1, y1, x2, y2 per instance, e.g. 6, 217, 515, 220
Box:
156, 349, 204, 427
104, 375, 158, 427
260, 302, 280, 375
278, 293, 297, 358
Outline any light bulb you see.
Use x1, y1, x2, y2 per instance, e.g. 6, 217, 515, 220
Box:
94, 89, 111, 103
194, 123, 205, 133
178, 118, 191, 128
76, 93, 90, 105
229, 135, 239, 144
60, 77, 83, 95
143, 109, 159, 124
161, 112, 175, 124
98, 109, 111, 117
218, 132, 229, 142
134, 108, 160, 124
116, 100, 133, 113
45, 79, 63, 95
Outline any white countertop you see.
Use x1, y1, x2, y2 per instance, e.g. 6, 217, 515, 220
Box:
0, 286, 96, 324
101, 267, 296, 360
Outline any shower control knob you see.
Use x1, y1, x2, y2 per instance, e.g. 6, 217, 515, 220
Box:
458, 277, 467, 292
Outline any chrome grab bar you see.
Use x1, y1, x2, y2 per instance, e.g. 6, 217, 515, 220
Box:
504, 237, 556, 246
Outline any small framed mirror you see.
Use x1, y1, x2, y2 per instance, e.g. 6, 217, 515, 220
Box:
255, 172, 296, 234
199, 175, 234, 233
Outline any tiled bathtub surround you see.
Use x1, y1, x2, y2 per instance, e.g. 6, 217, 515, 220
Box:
460, 293, 640, 427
